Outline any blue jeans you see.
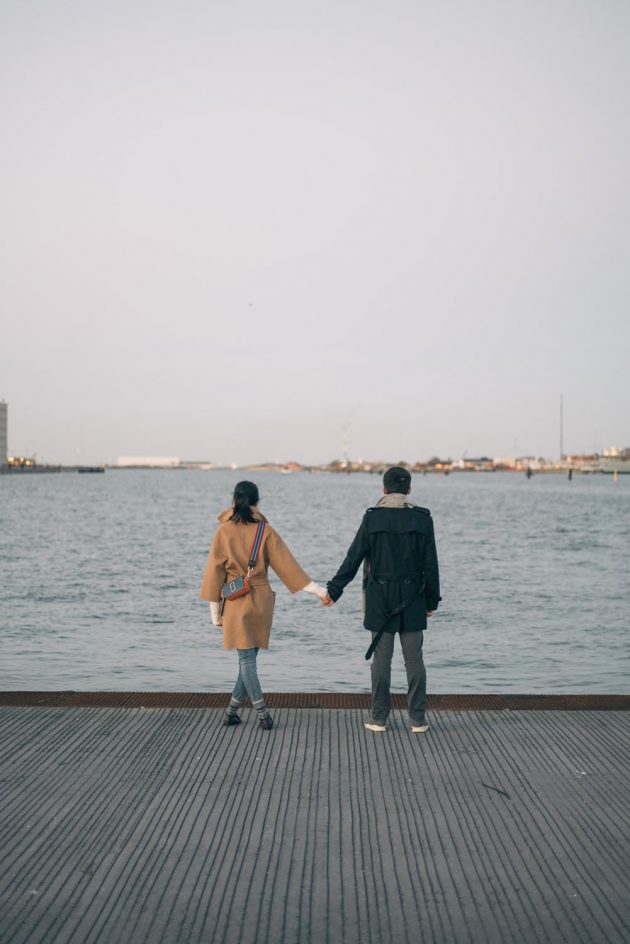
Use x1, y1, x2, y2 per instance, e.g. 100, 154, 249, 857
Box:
232, 648, 264, 704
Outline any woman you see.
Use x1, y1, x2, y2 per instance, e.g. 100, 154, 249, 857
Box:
200, 480, 328, 729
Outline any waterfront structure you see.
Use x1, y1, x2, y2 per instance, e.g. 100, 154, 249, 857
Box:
598, 447, 630, 474
1, 692, 628, 944
116, 456, 180, 468
0, 400, 7, 465
178, 460, 214, 470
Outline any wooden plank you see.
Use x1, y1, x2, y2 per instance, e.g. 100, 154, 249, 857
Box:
0, 706, 629, 943
1, 691, 630, 709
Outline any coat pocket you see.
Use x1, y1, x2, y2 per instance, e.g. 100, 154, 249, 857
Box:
365, 576, 389, 624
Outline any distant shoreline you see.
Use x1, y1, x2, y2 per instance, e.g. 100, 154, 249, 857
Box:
2, 463, 628, 476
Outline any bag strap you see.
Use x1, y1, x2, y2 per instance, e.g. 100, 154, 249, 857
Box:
247, 521, 266, 571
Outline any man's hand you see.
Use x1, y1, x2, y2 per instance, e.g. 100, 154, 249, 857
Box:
426, 610, 435, 617
321, 593, 334, 607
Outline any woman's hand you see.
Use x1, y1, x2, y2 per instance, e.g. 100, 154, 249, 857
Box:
210, 601, 223, 626
301, 581, 332, 603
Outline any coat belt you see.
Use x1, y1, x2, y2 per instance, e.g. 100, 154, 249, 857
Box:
372, 572, 424, 582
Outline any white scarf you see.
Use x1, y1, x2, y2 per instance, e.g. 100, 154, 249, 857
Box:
375, 492, 415, 509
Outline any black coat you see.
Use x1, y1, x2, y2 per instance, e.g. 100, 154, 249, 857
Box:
327, 506, 441, 633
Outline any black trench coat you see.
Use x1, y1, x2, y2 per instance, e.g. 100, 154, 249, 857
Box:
327, 506, 441, 633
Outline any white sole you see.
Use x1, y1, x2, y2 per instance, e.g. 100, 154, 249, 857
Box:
411, 725, 429, 733
364, 723, 387, 732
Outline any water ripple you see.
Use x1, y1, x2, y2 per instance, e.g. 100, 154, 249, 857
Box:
1, 469, 629, 693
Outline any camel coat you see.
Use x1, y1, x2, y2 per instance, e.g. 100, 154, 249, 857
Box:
199, 509, 310, 650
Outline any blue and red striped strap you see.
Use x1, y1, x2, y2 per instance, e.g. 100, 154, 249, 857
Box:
247, 521, 266, 569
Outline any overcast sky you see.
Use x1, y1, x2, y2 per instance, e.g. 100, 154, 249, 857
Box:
2, 0, 629, 465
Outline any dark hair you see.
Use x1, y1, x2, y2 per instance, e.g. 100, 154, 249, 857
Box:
230, 480, 260, 524
383, 466, 411, 494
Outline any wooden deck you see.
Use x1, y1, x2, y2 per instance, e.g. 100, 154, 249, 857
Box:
1, 697, 629, 943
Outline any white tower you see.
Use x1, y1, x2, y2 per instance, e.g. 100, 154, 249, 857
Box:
0, 400, 7, 465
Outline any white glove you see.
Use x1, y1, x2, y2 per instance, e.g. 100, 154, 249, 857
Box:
301, 581, 329, 600
209, 601, 222, 626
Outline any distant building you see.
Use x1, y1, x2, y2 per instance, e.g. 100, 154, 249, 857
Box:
179, 460, 214, 470
598, 447, 630, 473
0, 400, 7, 465
116, 456, 180, 468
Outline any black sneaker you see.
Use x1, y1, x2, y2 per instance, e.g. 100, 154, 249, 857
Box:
259, 713, 273, 730
222, 713, 242, 726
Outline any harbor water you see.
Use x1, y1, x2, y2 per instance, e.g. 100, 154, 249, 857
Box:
1, 470, 628, 693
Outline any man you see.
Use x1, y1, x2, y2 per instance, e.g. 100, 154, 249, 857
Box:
323, 466, 441, 733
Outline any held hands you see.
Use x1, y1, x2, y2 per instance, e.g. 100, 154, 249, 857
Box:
304, 582, 333, 607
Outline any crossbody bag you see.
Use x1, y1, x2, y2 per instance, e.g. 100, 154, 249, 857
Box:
221, 520, 266, 603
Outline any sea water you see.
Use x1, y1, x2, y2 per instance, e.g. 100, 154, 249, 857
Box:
1, 469, 628, 693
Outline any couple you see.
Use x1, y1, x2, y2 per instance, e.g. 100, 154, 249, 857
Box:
199, 467, 441, 733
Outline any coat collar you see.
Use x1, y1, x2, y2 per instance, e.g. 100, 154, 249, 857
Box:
218, 507, 268, 524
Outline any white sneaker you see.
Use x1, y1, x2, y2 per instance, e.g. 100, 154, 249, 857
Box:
364, 721, 387, 732
411, 722, 429, 733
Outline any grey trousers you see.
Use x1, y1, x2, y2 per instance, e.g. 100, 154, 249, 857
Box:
370, 630, 426, 724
